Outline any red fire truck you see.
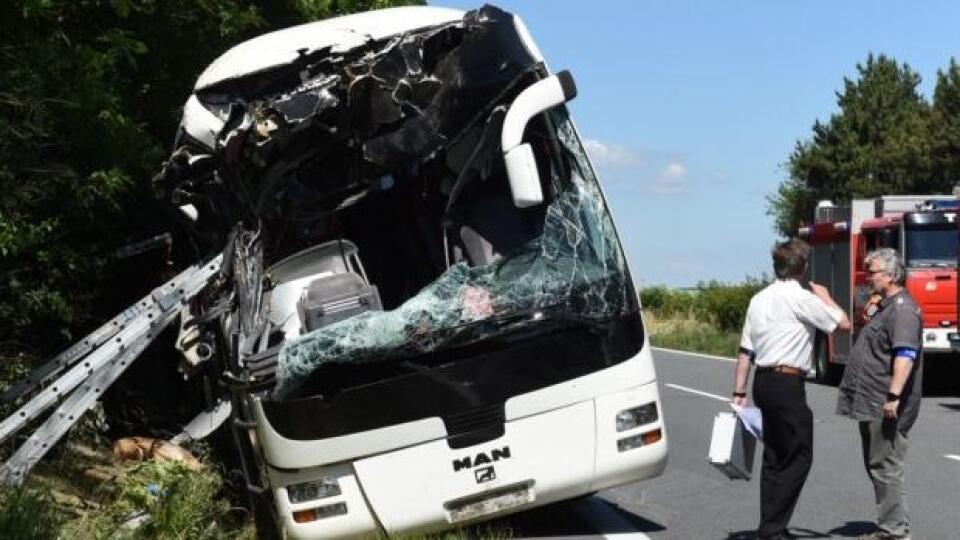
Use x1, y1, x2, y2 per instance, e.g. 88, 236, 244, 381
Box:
798, 195, 958, 383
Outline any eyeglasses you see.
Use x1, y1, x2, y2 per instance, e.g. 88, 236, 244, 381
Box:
867, 269, 887, 276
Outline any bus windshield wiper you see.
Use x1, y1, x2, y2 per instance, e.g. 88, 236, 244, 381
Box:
486, 306, 613, 336
441, 306, 613, 348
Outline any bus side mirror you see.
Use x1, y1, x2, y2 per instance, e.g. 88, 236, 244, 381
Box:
502, 70, 577, 208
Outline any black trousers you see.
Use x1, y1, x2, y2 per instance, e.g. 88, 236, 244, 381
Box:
752, 369, 813, 538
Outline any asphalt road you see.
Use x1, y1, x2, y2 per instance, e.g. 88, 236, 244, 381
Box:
469, 347, 959, 539
590, 347, 960, 540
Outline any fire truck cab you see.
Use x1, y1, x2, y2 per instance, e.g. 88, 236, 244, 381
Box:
799, 195, 958, 383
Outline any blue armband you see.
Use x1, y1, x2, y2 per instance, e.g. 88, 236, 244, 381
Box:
893, 347, 917, 361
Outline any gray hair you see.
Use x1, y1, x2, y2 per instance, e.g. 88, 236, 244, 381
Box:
865, 248, 906, 284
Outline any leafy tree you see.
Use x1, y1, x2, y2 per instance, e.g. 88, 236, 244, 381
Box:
769, 54, 941, 236
0, 0, 422, 370
292, 0, 425, 19
931, 58, 960, 189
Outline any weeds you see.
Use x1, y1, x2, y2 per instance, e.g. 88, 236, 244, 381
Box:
64, 460, 243, 540
644, 312, 741, 357
640, 279, 767, 357
640, 277, 767, 333
388, 522, 515, 539
0, 486, 61, 540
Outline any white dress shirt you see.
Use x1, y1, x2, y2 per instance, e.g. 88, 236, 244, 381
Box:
740, 279, 845, 371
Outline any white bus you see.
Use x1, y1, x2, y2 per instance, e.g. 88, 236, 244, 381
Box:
168, 5, 668, 538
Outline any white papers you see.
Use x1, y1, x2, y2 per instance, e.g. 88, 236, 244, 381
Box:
730, 403, 763, 440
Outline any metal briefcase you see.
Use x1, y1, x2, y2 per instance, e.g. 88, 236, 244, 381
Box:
708, 411, 756, 480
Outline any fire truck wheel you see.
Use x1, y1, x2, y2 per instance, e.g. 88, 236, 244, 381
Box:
814, 336, 843, 385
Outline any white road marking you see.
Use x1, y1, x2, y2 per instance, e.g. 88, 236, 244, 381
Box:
945, 454, 960, 462
652, 346, 736, 363
663, 383, 729, 402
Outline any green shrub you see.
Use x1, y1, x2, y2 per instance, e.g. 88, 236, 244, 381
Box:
66, 460, 240, 540
661, 289, 701, 318
640, 286, 703, 318
644, 313, 741, 357
640, 277, 770, 356
638, 286, 667, 312
697, 277, 768, 332
0, 487, 61, 540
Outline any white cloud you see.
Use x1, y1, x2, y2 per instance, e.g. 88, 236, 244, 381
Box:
648, 160, 687, 194
663, 162, 686, 178
583, 138, 639, 167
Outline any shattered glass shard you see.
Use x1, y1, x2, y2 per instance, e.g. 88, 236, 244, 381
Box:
275, 113, 631, 399
269, 74, 340, 124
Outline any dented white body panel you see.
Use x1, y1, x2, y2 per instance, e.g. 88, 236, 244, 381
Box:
195, 7, 465, 91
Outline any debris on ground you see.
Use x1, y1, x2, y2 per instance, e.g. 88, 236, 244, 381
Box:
112, 436, 203, 471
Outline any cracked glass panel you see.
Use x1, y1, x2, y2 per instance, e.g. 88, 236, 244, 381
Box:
274, 109, 635, 399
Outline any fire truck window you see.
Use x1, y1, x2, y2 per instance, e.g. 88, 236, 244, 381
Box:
878, 229, 899, 251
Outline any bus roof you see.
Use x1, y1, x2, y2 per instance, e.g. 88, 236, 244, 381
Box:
195, 6, 465, 91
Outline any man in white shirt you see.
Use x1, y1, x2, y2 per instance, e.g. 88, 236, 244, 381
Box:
732, 239, 851, 540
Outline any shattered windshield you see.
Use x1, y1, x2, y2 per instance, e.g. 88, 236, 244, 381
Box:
275, 109, 636, 399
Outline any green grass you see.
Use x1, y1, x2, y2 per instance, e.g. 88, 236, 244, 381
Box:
0, 486, 61, 540
407, 524, 514, 539
645, 312, 740, 358
54, 459, 249, 540
8, 441, 510, 540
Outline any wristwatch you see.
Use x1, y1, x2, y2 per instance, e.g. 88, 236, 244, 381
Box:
732, 391, 747, 398
886, 392, 900, 402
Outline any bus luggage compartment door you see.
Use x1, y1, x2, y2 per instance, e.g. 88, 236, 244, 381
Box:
352, 399, 596, 535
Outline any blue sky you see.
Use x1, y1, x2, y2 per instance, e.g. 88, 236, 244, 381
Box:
434, 1, 960, 286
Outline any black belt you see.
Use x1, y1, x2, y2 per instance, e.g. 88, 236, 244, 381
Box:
757, 365, 805, 377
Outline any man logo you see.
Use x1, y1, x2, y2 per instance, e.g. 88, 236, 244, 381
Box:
451, 446, 511, 472
474, 466, 496, 483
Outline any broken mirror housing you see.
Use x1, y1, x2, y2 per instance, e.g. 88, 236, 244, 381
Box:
502, 70, 578, 207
